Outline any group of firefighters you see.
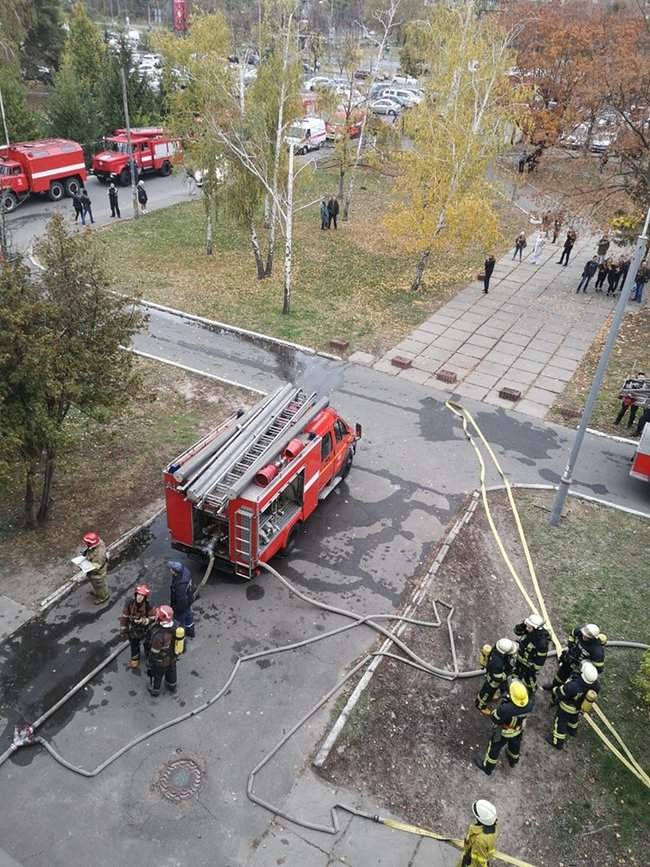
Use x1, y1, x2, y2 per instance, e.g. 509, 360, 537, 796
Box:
80, 530, 195, 696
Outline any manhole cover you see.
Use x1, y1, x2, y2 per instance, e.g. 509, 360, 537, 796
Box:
158, 758, 202, 802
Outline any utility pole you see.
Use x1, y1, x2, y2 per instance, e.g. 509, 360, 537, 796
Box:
120, 67, 139, 220
0, 86, 11, 260
549, 205, 650, 526
282, 143, 295, 315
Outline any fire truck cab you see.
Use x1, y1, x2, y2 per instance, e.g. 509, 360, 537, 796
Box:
164, 386, 361, 577
631, 424, 650, 483
0, 139, 87, 212
92, 128, 181, 186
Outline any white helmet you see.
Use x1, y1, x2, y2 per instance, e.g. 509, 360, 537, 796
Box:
472, 799, 497, 826
581, 661, 599, 684
525, 614, 544, 630
496, 638, 517, 656
581, 624, 600, 640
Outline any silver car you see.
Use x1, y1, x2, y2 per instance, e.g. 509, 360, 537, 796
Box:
370, 97, 402, 116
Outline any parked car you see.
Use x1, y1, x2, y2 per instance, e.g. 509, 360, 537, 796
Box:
304, 75, 333, 91
354, 69, 371, 80
382, 87, 422, 108
285, 117, 327, 154
370, 97, 402, 117
391, 74, 419, 88
368, 83, 391, 101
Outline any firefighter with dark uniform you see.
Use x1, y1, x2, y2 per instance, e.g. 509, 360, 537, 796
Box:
548, 660, 600, 750
475, 638, 517, 715
146, 605, 185, 696
81, 531, 110, 604
457, 799, 498, 867
513, 613, 549, 693
546, 623, 606, 690
474, 679, 533, 775
119, 584, 155, 669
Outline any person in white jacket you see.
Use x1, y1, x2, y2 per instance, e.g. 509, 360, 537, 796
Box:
530, 231, 547, 264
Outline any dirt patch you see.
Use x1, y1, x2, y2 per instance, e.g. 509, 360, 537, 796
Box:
320, 492, 649, 867
0, 359, 253, 609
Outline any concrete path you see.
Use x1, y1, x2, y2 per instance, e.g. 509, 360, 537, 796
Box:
372, 234, 634, 419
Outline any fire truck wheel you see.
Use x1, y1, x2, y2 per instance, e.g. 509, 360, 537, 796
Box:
118, 168, 131, 187
48, 180, 65, 202
160, 160, 172, 177
1, 191, 18, 213
279, 523, 302, 557
64, 176, 82, 197
341, 449, 354, 480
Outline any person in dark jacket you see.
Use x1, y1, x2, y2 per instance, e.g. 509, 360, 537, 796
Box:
320, 198, 329, 230
632, 259, 649, 303
475, 638, 517, 714
513, 232, 526, 261
596, 234, 610, 261
147, 605, 184, 696
119, 584, 155, 668
137, 179, 148, 214
594, 259, 609, 292
513, 613, 549, 693
618, 257, 631, 292
327, 195, 339, 230
576, 256, 598, 293
475, 679, 533, 774
557, 230, 575, 266
169, 560, 195, 638
551, 216, 562, 243
548, 661, 600, 750
606, 260, 619, 296
483, 254, 495, 293
80, 188, 94, 225
108, 182, 121, 218
72, 190, 83, 223
546, 623, 605, 691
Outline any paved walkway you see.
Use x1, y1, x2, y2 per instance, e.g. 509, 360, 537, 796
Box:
368, 234, 633, 419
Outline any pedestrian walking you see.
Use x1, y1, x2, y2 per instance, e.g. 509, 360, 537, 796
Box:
81, 531, 109, 604
320, 197, 330, 230
517, 150, 527, 173
557, 230, 575, 266
108, 182, 121, 218
635, 405, 650, 438
72, 190, 83, 223
120, 584, 155, 668
545, 623, 605, 691
614, 372, 645, 427
137, 179, 148, 215
547, 661, 600, 751
575, 256, 598, 293
551, 216, 563, 244
606, 261, 619, 296
475, 638, 517, 715
483, 254, 495, 294
541, 211, 552, 233
596, 234, 610, 262
530, 231, 547, 264
80, 188, 94, 225
146, 606, 184, 696
513, 232, 527, 261
632, 259, 649, 303
169, 560, 195, 638
327, 195, 339, 230
618, 257, 631, 292
594, 259, 609, 292
513, 614, 550, 693
457, 800, 498, 867
474, 680, 533, 775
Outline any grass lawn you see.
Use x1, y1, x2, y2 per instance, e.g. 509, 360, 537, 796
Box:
0, 359, 252, 608
547, 309, 650, 434
100, 165, 520, 355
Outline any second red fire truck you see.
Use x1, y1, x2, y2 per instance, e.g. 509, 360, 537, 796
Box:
0, 139, 88, 212
164, 386, 361, 577
92, 127, 181, 185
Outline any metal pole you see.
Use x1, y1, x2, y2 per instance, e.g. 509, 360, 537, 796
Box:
282, 143, 295, 315
0, 87, 10, 147
120, 66, 139, 219
549, 205, 650, 526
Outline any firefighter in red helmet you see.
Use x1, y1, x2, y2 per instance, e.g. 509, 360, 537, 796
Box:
81, 531, 109, 604
120, 584, 155, 669
146, 605, 185, 696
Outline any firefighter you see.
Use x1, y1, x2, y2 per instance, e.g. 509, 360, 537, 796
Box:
546, 623, 606, 690
146, 605, 185, 696
169, 560, 195, 639
474, 679, 533, 775
82, 531, 109, 604
457, 800, 498, 867
513, 613, 549, 693
475, 638, 517, 715
119, 584, 155, 669
548, 661, 600, 750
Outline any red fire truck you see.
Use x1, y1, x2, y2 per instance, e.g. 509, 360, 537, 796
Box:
0, 139, 87, 212
92, 128, 181, 185
164, 386, 361, 577
630, 424, 650, 483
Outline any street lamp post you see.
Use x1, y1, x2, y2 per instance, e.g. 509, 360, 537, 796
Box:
549, 204, 650, 526
120, 67, 139, 220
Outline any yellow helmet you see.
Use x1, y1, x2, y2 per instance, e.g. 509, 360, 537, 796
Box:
509, 679, 529, 707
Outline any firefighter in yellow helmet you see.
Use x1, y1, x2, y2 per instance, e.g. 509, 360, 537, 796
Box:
457, 799, 498, 867
475, 679, 533, 775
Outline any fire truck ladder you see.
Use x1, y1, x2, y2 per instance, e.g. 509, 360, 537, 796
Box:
192, 386, 328, 514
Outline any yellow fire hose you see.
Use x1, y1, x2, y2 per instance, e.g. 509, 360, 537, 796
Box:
446, 400, 650, 790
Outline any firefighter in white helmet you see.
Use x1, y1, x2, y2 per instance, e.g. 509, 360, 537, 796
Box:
475, 679, 533, 775
548, 660, 600, 750
547, 623, 606, 691
475, 638, 517, 715
458, 799, 498, 866
513, 613, 550, 693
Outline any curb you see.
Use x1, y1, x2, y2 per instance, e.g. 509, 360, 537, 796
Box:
312, 481, 650, 768
313, 492, 480, 769
585, 426, 638, 446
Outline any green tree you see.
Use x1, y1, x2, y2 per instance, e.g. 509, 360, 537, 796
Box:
46, 56, 103, 149
21, 0, 65, 79
96, 35, 161, 132
0, 217, 144, 527
0, 64, 40, 141
66, 1, 107, 87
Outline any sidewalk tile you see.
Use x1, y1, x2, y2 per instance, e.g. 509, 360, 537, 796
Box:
515, 399, 549, 418
462, 343, 491, 360
422, 345, 453, 362
454, 382, 489, 400
485, 349, 520, 366
526, 386, 557, 405
484, 390, 520, 409
349, 351, 375, 366
448, 352, 480, 370
474, 360, 510, 377
444, 326, 477, 342
394, 339, 430, 354
419, 320, 447, 336
504, 332, 531, 347
535, 376, 566, 394
543, 365, 575, 382
499, 367, 538, 385
435, 336, 465, 352
410, 329, 441, 344
465, 371, 502, 388
519, 349, 553, 364
475, 325, 506, 340
546, 355, 578, 373
428, 313, 459, 327
384, 347, 416, 360
398, 368, 432, 384
498, 341, 525, 357
465, 334, 498, 349
332, 816, 418, 866
373, 361, 400, 376
412, 355, 447, 374
555, 345, 587, 360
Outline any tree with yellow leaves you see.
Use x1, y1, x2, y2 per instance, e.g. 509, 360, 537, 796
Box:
386, 2, 527, 291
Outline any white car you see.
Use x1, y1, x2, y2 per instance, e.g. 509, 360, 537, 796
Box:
304, 76, 334, 91
391, 74, 419, 88
382, 87, 422, 108
370, 97, 402, 116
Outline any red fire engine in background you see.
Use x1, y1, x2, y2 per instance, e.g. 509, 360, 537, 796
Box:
0, 139, 88, 212
164, 386, 361, 577
92, 128, 182, 185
